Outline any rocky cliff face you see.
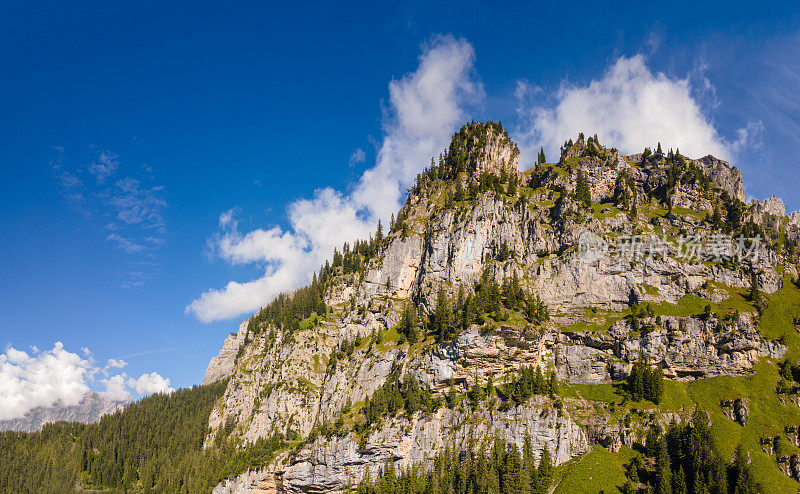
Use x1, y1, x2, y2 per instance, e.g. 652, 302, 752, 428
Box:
204, 319, 250, 385
205, 125, 799, 493
0, 391, 127, 432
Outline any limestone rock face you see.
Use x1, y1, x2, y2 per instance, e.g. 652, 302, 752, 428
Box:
688, 155, 746, 202
281, 399, 586, 493
203, 319, 249, 385
472, 126, 521, 180
218, 398, 587, 494
554, 313, 786, 384
212, 467, 278, 494
206, 129, 796, 493
761, 195, 788, 217
721, 398, 750, 426
749, 194, 790, 226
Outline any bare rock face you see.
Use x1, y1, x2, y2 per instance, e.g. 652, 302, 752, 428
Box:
222, 398, 587, 494
207, 128, 796, 492
721, 398, 750, 426
761, 195, 788, 217
204, 319, 250, 385
669, 183, 714, 212
688, 155, 746, 202
789, 210, 800, 228
776, 454, 800, 482
0, 391, 127, 432
213, 467, 278, 494
554, 314, 785, 384
472, 125, 521, 180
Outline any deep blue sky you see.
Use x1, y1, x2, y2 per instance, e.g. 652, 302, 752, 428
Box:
1, 1, 799, 392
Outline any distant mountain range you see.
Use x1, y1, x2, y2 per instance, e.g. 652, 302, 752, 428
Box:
0, 391, 128, 432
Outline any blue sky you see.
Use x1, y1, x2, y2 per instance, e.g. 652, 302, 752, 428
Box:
1, 1, 799, 415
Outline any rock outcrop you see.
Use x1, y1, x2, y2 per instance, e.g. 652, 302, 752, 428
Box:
204, 319, 250, 385
279, 399, 586, 493
721, 398, 750, 426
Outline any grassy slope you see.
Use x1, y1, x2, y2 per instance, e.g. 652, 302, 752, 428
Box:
553, 446, 637, 494
555, 277, 800, 492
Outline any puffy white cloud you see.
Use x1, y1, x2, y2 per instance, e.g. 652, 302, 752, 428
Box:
107, 358, 127, 369
0, 342, 172, 420
101, 374, 132, 402
187, 35, 482, 322
128, 372, 174, 395
187, 189, 375, 322
351, 36, 482, 221
0, 342, 91, 421
515, 55, 736, 165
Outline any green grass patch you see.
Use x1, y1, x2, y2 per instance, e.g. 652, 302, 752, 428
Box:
376, 326, 404, 351
640, 283, 660, 296
553, 446, 637, 494
554, 278, 800, 491
591, 202, 623, 221
537, 162, 569, 177
649, 290, 756, 318
559, 309, 624, 333
640, 198, 668, 220
671, 206, 708, 221
683, 360, 800, 493
560, 382, 626, 404
760, 276, 800, 359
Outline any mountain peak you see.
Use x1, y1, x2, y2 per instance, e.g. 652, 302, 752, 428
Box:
445, 120, 520, 178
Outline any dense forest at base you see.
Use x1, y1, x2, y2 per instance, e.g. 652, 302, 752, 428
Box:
0, 379, 287, 494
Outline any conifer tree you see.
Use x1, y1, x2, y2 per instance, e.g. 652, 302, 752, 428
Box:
732, 444, 758, 494
646, 363, 664, 404
432, 285, 455, 343
672, 465, 687, 494
454, 180, 465, 202
507, 177, 517, 196
655, 439, 672, 494
575, 170, 591, 207
399, 299, 420, 344
534, 448, 552, 494
468, 380, 485, 409
749, 267, 764, 311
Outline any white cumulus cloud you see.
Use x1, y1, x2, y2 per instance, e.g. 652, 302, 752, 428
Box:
128, 372, 174, 395
0, 342, 92, 420
187, 35, 482, 322
101, 374, 132, 402
515, 54, 739, 165
0, 342, 173, 420
107, 358, 127, 369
